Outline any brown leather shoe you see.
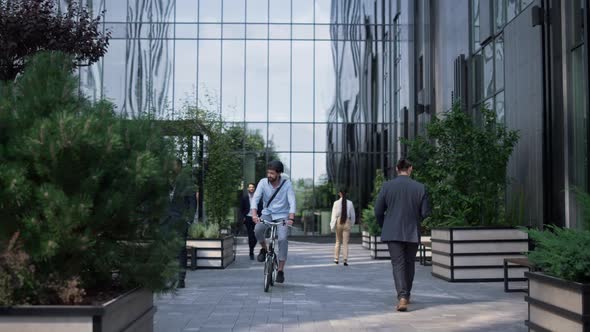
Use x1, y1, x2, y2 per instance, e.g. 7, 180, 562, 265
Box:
396, 298, 408, 312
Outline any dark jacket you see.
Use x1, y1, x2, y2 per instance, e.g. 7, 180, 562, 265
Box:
241, 193, 263, 219
374, 175, 430, 243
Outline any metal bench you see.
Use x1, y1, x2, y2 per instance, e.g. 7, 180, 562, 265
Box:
419, 240, 432, 266
503, 257, 538, 293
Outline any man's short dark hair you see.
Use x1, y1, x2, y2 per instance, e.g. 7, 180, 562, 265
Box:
267, 160, 284, 173
396, 158, 412, 171
248, 182, 256, 187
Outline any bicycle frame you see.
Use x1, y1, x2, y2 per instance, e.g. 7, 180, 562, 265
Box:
262, 220, 284, 292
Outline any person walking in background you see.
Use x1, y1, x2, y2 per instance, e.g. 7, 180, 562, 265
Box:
241, 182, 263, 260
166, 158, 196, 289
374, 159, 430, 312
330, 188, 355, 266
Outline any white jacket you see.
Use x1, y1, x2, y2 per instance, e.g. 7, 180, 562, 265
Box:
330, 198, 356, 230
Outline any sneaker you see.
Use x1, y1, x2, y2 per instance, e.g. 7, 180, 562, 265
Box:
334, 260, 339, 264
276, 271, 285, 283
257, 248, 267, 262
396, 298, 408, 312
343, 261, 349, 266
249, 253, 255, 260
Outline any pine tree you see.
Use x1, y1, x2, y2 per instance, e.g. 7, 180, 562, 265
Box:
0, 52, 179, 305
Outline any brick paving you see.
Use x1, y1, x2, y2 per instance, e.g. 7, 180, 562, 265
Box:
155, 240, 527, 332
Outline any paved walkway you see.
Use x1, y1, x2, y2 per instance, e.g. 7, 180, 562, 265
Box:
155, 241, 527, 332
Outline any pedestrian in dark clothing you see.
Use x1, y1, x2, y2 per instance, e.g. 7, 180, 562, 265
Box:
241, 182, 263, 260
166, 158, 196, 289
374, 159, 430, 312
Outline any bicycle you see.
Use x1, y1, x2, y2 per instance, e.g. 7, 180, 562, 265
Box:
261, 219, 288, 292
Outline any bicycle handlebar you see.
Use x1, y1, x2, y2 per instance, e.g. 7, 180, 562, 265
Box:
261, 220, 293, 227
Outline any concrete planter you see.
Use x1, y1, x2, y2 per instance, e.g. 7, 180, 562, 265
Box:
186, 235, 235, 269
369, 235, 432, 260
431, 227, 529, 282
361, 231, 371, 249
525, 272, 590, 332
0, 288, 154, 332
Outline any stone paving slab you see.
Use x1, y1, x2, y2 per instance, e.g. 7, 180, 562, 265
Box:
155, 241, 527, 332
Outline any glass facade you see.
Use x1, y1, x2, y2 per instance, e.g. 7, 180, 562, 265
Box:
568, 0, 589, 229
74, 0, 399, 235
470, 0, 533, 123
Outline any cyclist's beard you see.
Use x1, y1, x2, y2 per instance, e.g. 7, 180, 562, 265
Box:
267, 175, 278, 183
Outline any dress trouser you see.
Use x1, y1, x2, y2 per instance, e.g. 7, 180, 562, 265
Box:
387, 241, 419, 300
244, 216, 257, 254
334, 220, 351, 261
177, 220, 189, 284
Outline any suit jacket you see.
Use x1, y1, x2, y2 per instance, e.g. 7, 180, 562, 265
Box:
241, 193, 263, 219
330, 198, 356, 230
374, 175, 430, 243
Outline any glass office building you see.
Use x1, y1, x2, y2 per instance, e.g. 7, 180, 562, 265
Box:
73, 0, 402, 234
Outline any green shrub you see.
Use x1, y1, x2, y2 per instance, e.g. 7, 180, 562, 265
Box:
188, 223, 222, 239
203, 223, 220, 239
362, 170, 386, 236
527, 226, 590, 283
526, 189, 590, 283
403, 103, 519, 228
188, 223, 206, 239
0, 52, 179, 305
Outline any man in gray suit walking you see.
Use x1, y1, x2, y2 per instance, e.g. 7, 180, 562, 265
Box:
374, 159, 430, 312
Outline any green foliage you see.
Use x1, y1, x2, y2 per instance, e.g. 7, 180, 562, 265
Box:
0, 52, 179, 305
188, 223, 206, 239
527, 225, 590, 283
526, 189, 590, 283
0, 0, 111, 81
361, 169, 386, 235
203, 223, 220, 239
402, 103, 519, 228
203, 125, 241, 228
187, 223, 221, 239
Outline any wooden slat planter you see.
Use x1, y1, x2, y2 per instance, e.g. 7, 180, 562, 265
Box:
525, 272, 590, 332
186, 235, 235, 269
431, 227, 529, 282
0, 289, 154, 332
369, 235, 432, 260
362, 231, 371, 249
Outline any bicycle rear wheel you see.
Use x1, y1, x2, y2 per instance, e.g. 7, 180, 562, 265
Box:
264, 255, 273, 292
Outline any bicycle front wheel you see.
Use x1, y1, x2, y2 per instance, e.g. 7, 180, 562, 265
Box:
264, 256, 273, 292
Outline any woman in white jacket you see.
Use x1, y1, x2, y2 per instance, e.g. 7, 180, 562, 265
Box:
330, 189, 356, 266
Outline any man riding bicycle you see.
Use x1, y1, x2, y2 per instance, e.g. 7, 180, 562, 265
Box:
251, 160, 296, 284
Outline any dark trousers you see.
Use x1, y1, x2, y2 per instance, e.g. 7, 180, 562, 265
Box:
244, 217, 257, 254
387, 241, 419, 300
178, 223, 189, 283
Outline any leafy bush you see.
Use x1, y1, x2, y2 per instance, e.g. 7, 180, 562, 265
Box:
188, 223, 206, 239
0, 0, 110, 81
362, 170, 386, 235
403, 103, 519, 228
527, 226, 590, 283
203, 223, 220, 239
526, 189, 590, 283
188, 223, 221, 240
0, 52, 179, 305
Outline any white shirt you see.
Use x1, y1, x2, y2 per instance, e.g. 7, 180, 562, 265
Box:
330, 198, 356, 229
247, 192, 254, 217
252, 175, 296, 220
